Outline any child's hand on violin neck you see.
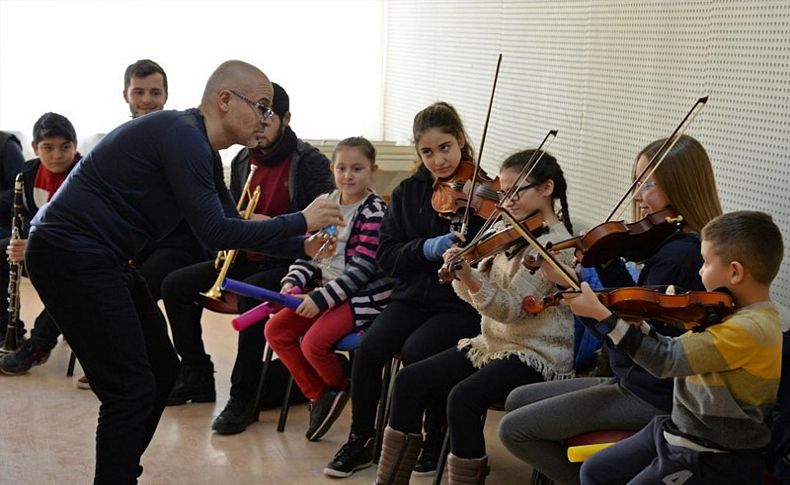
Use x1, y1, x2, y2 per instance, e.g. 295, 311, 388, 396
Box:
442, 247, 472, 279
564, 282, 612, 321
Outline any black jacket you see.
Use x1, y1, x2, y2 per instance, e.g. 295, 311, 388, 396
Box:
377, 164, 483, 310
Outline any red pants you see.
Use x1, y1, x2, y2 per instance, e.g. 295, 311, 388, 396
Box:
264, 302, 354, 400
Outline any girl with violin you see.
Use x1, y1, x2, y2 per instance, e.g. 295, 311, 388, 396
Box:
324, 102, 485, 479
498, 134, 723, 485
374, 149, 577, 484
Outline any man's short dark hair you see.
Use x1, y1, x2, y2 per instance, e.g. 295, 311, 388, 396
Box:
272, 82, 289, 118
702, 210, 784, 285
32, 112, 77, 145
124, 59, 168, 93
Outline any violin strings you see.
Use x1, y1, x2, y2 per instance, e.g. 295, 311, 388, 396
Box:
440, 129, 557, 276
500, 208, 580, 290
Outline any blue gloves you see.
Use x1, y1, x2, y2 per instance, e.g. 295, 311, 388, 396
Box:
422, 233, 458, 261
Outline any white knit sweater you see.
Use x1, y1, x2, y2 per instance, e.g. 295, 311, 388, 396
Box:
453, 221, 576, 380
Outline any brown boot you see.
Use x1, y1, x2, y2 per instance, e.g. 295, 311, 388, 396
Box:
447, 453, 489, 485
374, 426, 423, 485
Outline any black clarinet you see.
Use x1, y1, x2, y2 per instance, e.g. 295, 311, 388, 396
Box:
1, 173, 24, 354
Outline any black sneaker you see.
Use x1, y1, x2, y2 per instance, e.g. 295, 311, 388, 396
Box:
323, 433, 374, 478
413, 428, 445, 476
306, 387, 349, 442
166, 364, 216, 405
211, 397, 255, 435
0, 340, 49, 375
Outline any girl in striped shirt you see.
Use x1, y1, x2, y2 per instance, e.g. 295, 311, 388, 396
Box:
264, 137, 393, 442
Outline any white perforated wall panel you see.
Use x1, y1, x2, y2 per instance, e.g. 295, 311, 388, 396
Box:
384, 0, 790, 308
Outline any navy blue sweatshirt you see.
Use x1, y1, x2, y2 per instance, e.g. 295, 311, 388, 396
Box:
30, 109, 306, 262
595, 231, 704, 412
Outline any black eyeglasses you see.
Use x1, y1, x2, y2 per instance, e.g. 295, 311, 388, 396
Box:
230, 89, 274, 120
497, 182, 540, 202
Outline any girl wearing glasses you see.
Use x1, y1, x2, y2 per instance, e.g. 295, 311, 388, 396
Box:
324, 102, 485, 479
374, 149, 577, 484
499, 134, 722, 485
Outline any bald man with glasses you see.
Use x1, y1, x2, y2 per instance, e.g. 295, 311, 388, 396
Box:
24, 60, 343, 485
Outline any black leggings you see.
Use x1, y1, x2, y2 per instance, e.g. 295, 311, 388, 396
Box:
389, 347, 543, 458
349, 300, 481, 437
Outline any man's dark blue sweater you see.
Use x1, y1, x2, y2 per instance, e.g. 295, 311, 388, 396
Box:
31, 109, 306, 261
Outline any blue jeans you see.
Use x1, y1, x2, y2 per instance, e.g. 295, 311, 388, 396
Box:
25, 234, 178, 485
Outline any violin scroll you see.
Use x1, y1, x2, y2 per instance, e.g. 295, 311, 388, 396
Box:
431, 160, 501, 220
437, 213, 548, 283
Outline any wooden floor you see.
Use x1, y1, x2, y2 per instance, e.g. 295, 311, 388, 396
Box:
0, 280, 532, 484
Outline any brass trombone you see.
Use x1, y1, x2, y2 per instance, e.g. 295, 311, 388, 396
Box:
199, 165, 261, 314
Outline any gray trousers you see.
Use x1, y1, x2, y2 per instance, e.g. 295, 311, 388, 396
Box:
498, 377, 666, 485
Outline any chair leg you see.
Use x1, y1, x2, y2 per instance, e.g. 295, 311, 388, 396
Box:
276, 374, 294, 432
530, 469, 555, 485
66, 351, 76, 377
433, 427, 451, 485
374, 356, 400, 463
253, 345, 274, 423
434, 407, 489, 484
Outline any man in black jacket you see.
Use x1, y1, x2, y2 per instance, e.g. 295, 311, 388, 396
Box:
161, 82, 335, 436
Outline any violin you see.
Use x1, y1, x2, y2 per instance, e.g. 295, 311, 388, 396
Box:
522, 207, 684, 270
520, 97, 707, 271
432, 160, 502, 220
522, 286, 735, 330
438, 212, 548, 283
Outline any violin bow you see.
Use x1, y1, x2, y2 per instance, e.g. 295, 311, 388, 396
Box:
606, 96, 708, 222
503, 130, 558, 205
441, 130, 558, 278
461, 53, 502, 238
500, 207, 580, 290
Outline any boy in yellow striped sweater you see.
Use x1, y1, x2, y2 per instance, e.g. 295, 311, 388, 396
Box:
566, 211, 783, 485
